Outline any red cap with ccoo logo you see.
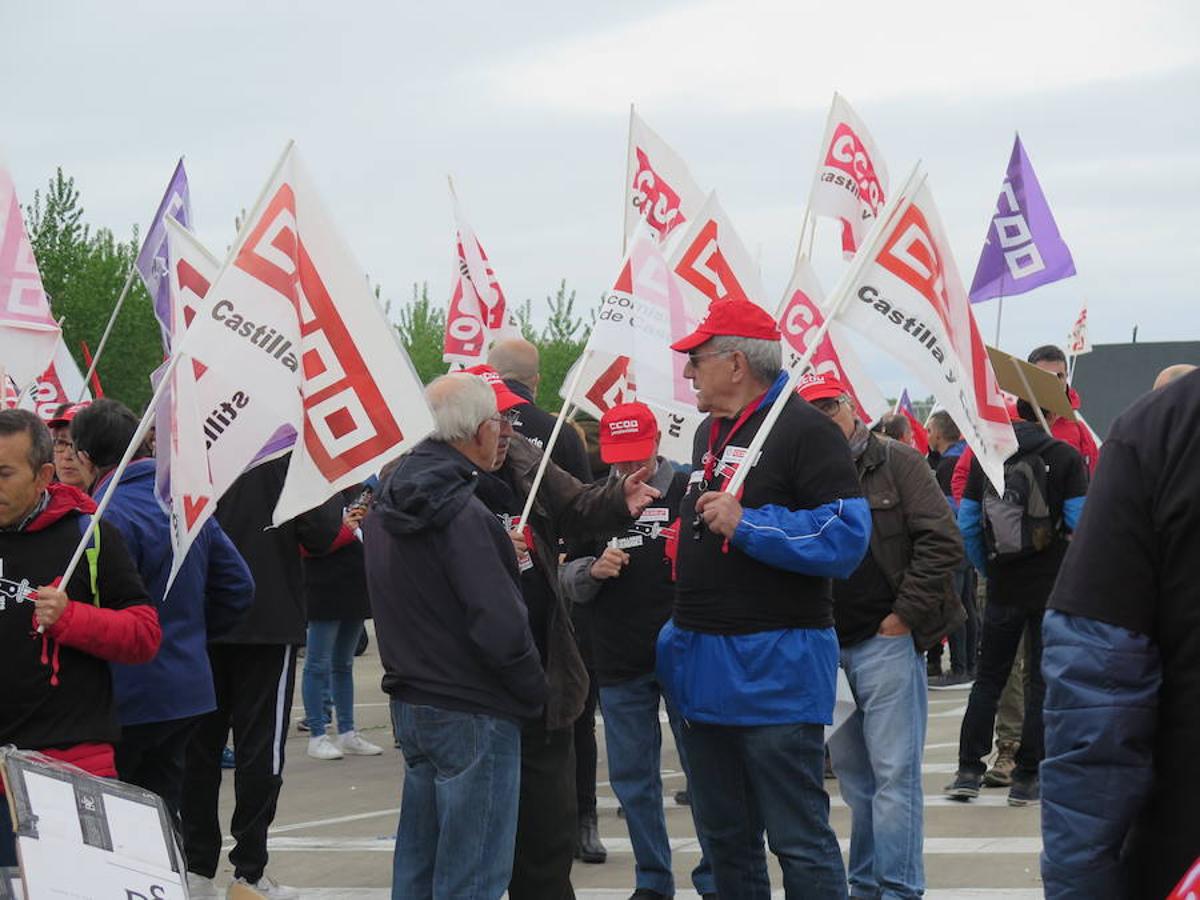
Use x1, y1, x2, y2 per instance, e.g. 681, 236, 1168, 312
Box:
796, 372, 849, 403
599, 402, 659, 464
670, 298, 782, 353
463, 365, 527, 413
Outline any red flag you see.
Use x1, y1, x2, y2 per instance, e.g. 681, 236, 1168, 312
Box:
896, 389, 929, 454
80, 341, 104, 398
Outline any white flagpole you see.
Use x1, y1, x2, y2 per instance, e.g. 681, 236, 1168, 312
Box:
517, 349, 592, 527
77, 264, 137, 401
50, 350, 182, 625
724, 164, 925, 498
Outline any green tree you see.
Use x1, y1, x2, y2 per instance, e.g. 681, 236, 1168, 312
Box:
534, 280, 589, 411
393, 282, 447, 384
25, 169, 161, 412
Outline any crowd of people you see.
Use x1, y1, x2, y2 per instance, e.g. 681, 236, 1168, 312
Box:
0, 301, 1196, 899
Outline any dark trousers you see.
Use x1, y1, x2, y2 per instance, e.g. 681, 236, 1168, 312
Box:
116, 715, 200, 824
683, 720, 847, 898
509, 722, 577, 900
181, 644, 297, 883
573, 669, 599, 817
957, 603, 1045, 779
928, 566, 978, 676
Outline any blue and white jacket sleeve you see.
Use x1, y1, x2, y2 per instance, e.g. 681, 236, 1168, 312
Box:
732, 498, 871, 578
957, 499, 987, 573
1041, 610, 1160, 900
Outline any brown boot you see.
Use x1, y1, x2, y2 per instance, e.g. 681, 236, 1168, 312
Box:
984, 741, 1019, 787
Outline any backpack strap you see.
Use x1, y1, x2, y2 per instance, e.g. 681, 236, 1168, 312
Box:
77, 514, 101, 607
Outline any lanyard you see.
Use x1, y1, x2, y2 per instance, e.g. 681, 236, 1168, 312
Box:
701, 390, 768, 490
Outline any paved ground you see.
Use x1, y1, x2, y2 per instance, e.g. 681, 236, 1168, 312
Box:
208, 628, 1044, 897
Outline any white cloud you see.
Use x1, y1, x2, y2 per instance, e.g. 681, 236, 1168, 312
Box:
486, 0, 1200, 114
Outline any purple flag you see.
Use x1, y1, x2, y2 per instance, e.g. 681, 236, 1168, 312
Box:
969, 136, 1075, 303
136, 159, 191, 351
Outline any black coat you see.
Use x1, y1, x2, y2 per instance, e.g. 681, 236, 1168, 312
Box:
364, 439, 547, 722
304, 487, 370, 622
504, 379, 592, 483
214, 455, 343, 645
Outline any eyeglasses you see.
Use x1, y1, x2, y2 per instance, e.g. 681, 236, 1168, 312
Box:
53, 438, 77, 456
811, 397, 845, 416
686, 349, 734, 367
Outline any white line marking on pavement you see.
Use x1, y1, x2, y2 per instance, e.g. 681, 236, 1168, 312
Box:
253, 835, 1042, 855
930, 704, 968, 718
596, 792, 1016, 811
269, 807, 399, 834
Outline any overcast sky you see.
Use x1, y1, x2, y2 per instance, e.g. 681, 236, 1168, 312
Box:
4, 1, 1199, 400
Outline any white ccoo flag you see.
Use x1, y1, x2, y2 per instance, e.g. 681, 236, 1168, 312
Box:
625, 110, 706, 248
168, 143, 433, 578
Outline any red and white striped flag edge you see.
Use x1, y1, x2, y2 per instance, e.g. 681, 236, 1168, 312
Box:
172, 143, 433, 529
833, 178, 1016, 491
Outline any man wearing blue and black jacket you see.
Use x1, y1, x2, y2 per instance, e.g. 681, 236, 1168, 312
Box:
946, 400, 1087, 808
1041, 369, 1200, 899
656, 298, 871, 898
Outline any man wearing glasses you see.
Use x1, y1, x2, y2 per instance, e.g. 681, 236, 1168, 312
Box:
469, 364, 659, 899
656, 298, 871, 898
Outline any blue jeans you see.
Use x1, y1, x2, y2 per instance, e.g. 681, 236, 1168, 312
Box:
600, 673, 715, 896
390, 700, 521, 900
828, 633, 928, 899
302, 620, 363, 734
682, 719, 847, 898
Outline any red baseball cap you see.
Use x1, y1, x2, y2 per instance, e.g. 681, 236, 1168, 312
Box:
670, 299, 782, 352
47, 401, 90, 429
599, 402, 659, 464
463, 365, 526, 413
796, 372, 849, 403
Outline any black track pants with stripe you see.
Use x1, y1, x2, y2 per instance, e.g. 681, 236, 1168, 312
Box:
181, 643, 297, 882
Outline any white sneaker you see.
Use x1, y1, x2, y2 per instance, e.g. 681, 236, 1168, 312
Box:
188, 872, 220, 899
306, 734, 344, 760
337, 730, 383, 756
226, 875, 299, 899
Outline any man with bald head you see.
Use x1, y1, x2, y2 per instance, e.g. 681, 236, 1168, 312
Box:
488, 338, 592, 483
1153, 363, 1196, 390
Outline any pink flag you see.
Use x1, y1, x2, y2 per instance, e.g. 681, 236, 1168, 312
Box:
0, 164, 60, 387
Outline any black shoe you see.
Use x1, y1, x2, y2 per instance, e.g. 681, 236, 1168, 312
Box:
1007, 773, 1040, 807
674, 789, 690, 806
944, 770, 982, 801
629, 891, 668, 900
577, 811, 607, 864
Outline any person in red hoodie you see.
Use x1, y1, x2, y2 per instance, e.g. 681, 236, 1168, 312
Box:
0, 409, 159, 865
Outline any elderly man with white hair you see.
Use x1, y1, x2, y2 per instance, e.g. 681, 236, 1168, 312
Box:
364, 372, 547, 900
